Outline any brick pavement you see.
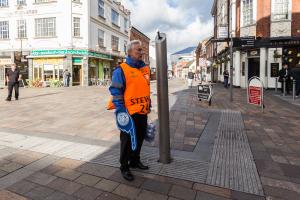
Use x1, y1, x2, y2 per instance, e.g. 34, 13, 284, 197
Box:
0, 148, 264, 200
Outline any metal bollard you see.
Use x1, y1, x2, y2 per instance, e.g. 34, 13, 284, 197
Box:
275, 77, 278, 93
155, 32, 171, 164
293, 79, 296, 101
283, 78, 286, 96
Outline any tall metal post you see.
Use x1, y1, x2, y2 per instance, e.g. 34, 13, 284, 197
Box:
230, 37, 233, 102
275, 77, 278, 93
283, 78, 286, 96
293, 79, 296, 101
155, 32, 171, 164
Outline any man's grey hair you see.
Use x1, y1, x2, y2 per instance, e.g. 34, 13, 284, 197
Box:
126, 40, 142, 54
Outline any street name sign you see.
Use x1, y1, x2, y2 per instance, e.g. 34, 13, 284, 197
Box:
247, 77, 264, 112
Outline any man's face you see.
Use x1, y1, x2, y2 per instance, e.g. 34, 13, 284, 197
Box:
11, 65, 16, 71
284, 65, 288, 69
129, 43, 143, 61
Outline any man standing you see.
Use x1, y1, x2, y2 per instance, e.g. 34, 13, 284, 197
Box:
6, 64, 21, 101
223, 69, 229, 88
290, 64, 300, 98
63, 69, 71, 87
107, 40, 150, 181
187, 69, 194, 88
279, 63, 291, 94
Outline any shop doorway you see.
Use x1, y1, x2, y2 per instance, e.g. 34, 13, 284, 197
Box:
73, 65, 82, 86
248, 58, 260, 80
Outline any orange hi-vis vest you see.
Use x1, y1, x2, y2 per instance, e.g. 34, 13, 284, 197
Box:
107, 62, 151, 115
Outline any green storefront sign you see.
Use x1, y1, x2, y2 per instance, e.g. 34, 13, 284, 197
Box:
31, 49, 112, 60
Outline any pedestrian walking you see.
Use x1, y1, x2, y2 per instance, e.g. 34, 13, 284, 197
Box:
279, 63, 291, 94
107, 40, 150, 181
290, 64, 300, 97
223, 69, 229, 88
187, 69, 194, 88
5, 64, 21, 101
63, 69, 71, 87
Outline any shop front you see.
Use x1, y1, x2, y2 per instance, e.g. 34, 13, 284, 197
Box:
72, 57, 83, 86
0, 57, 13, 88
31, 57, 64, 82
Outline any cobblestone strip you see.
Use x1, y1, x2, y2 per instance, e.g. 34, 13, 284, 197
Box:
206, 110, 264, 196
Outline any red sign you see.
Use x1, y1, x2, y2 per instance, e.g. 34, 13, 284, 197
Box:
248, 86, 262, 105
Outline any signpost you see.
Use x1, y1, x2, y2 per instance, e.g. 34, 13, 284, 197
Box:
198, 84, 213, 106
247, 77, 264, 112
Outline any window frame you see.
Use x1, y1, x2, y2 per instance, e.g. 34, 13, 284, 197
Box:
271, 0, 291, 21
0, 21, 9, 39
17, 0, 26, 6
242, 0, 254, 27
111, 35, 119, 51
35, 17, 56, 38
124, 18, 128, 32
98, 0, 105, 18
98, 29, 105, 47
17, 19, 27, 39
73, 17, 80, 37
111, 9, 119, 26
0, 0, 8, 7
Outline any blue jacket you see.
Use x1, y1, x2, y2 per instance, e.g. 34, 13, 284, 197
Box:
109, 56, 146, 110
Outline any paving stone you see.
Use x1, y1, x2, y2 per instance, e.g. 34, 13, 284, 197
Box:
54, 158, 84, 169
193, 183, 231, 198
264, 185, 300, 200
0, 162, 23, 173
18, 150, 46, 160
73, 186, 103, 200
109, 171, 145, 188
26, 172, 57, 185
24, 185, 55, 200
279, 163, 300, 179
113, 184, 140, 200
47, 177, 83, 195
8, 180, 38, 196
261, 176, 300, 194
196, 191, 230, 200
76, 163, 117, 179
231, 191, 265, 200
168, 185, 196, 200
8, 154, 39, 166
141, 179, 171, 195
75, 174, 102, 186
0, 170, 8, 178
270, 155, 289, 164
40, 164, 65, 175
0, 190, 29, 200
55, 168, 82, 180
96, 192, 126, 200
286, 156, 300, 166
167, 197, 180, 200
94, 179, 119, 192
136, 189, 168, 200
44, 191, 77, 200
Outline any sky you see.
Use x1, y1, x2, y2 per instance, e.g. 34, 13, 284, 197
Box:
121, 0, 214, 54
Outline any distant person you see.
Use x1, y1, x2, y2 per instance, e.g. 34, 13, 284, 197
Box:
223, 70, 229, 88
6, 64, 21, 101
290, 64, 300, 98
63, 69, 71, 87
187, 69, 194, 88
279, 63, 291, 94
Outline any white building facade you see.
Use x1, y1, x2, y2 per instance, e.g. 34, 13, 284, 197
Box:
0, 0, 130, 87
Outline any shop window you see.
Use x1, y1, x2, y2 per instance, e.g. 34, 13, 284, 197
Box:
44, 64, 54, 81
33, 65, 43, 80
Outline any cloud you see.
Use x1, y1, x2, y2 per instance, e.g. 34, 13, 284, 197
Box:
121, 0, 213, 54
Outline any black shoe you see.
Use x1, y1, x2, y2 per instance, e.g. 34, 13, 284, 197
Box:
15, 98, 18, 100
120, 168, 134, 181
5, 98, 11, 101
130, 161, 149, 170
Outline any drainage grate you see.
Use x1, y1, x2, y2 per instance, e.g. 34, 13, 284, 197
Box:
206, 110, 264, 196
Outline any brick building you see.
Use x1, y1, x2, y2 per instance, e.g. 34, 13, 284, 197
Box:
129, 26, 150, 65
212, 0, 300, 89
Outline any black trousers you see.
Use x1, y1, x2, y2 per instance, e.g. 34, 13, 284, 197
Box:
281, 79, 291, 94
7, 82, 19, 100
120, 114, 147, 169
296, 80, 300, 96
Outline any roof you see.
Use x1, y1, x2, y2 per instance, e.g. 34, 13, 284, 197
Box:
130, 26, 150, 41
172, 47, 196, 55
